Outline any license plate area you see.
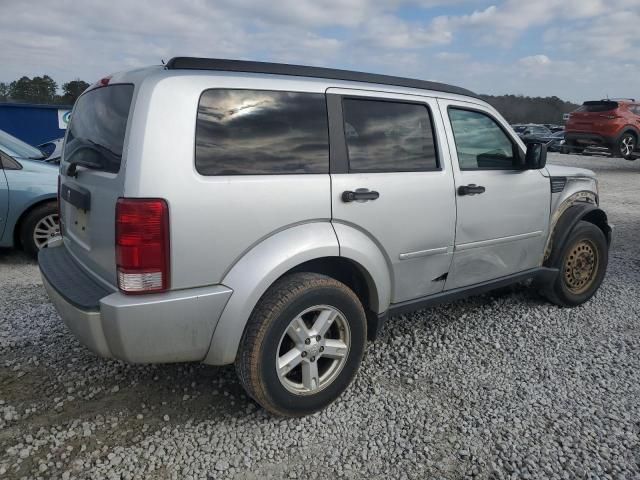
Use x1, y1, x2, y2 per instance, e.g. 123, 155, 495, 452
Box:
64, 204, 90, 245
60, 182, 91, 246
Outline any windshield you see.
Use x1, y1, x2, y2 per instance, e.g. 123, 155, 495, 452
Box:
0, 129, 45, 159
65, 84, 134, 173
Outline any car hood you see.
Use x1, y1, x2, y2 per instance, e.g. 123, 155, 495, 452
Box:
17, 158, 60, 176
544, 164, 595, 178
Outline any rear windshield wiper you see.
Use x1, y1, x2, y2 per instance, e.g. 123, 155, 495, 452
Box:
64, 139, 110, 177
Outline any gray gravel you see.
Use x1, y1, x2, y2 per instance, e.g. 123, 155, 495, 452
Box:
1, 153, 639, 479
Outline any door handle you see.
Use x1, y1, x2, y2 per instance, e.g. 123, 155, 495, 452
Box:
342, 188, 380, 203
457, 184, 486, 196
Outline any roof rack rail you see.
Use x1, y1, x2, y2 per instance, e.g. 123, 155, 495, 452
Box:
165, 57, 478, 99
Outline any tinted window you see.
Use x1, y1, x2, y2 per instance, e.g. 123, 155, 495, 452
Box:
449, 108, 519, 170
577, 101, 618, 113
195, 90, 328, 175
342, 98, 438, 172
65, 85, 134, 174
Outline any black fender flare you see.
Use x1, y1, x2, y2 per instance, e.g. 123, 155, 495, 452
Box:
545, 203, 612, 267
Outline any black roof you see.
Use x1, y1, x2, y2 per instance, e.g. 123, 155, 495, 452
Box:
165, 57, 478, 98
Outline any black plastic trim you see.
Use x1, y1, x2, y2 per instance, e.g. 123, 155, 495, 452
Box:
387, 267, 558, 317
166, 57, 478, 99
550, 176, 567, 193
326, 93, 348, 174
39, 247, 111, 311
546, 204, 612, 268
60, 182, 91, 211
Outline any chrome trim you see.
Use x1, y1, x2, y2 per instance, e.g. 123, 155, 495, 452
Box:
455, 231, 543, 251
399, 246, 450, 260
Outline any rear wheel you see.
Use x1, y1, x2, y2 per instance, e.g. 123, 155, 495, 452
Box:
542, 221, 608, 307
617, 132, 637, 160
19, 202, 60, 257
236, 272, 367, 417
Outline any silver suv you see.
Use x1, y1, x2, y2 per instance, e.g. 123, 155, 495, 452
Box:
39, 58, 611, 416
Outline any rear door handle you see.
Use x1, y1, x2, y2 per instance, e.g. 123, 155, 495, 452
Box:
342, 188, 380, 202
457, 184, 486, 196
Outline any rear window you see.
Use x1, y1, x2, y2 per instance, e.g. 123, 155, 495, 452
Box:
577, 101, 618, 113
195, 89, 329, 175
65, 84, 134, 174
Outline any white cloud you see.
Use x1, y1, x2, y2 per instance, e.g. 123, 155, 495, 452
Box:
0, 0, 638, 102
518, 55, 552, 68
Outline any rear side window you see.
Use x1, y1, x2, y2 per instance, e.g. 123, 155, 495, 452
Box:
577, 101, 618, 113
342, 98, 438, 172
65, 85, 134, 174
195, 90, 329, 175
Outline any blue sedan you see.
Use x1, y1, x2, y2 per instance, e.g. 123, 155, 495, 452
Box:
0, 129, 60, 256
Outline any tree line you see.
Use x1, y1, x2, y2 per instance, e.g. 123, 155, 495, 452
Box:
0, 76, 90, 106
480, 94, 580, 125
0, 75, 582, 124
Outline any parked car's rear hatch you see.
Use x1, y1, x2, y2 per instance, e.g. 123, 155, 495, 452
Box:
59, 83, 134, 288
568, 101, 618, 131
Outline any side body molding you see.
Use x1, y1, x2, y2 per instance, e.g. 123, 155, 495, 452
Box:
204, 222, 339, 365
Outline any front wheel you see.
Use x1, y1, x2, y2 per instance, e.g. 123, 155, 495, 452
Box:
236, 272, 367, 417
542, 221, 608, 307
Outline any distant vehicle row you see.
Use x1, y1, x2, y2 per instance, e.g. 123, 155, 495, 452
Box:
512, 124, 567, 153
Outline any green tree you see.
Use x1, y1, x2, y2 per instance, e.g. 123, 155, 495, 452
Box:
0, 82, 9, 101
60, 79, 90, 105
8, 75, 58, 103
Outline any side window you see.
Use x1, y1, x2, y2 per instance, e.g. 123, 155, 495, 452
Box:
449, 108, 519, 170
342, 98, 438, 172
0, 153, 22, 170
195, 90, 329, 175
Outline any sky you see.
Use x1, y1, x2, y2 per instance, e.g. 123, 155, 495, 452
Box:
1, 0, 639, 103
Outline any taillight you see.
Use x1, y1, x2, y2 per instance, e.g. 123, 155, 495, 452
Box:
116, 198, 170, 294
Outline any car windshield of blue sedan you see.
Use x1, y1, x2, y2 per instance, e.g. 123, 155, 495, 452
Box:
0, 129, 45, 159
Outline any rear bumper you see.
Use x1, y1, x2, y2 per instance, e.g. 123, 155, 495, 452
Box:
39, 246, 232, 363
564, 132, 617, 148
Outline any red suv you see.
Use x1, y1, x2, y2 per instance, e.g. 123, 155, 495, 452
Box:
565, 99, 640, 159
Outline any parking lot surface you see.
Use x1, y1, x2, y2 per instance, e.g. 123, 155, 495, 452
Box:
1, 153, 639, 479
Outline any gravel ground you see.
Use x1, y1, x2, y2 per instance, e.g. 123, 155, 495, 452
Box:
1, 153, 639, 479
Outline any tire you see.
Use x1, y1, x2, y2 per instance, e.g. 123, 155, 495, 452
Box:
236, 272, 367, 417
617, 132, 636, 160
542, 221, 608, 307
19, 202, 60, 258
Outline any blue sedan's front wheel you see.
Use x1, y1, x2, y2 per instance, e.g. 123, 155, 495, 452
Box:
20, 202, 60, 257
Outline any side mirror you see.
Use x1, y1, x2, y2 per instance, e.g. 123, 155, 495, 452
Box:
525, 141, 547, 169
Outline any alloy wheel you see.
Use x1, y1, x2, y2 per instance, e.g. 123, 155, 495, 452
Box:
276, 305, 351, 395
33, 213, 60, 250
621, 136, 635, 157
